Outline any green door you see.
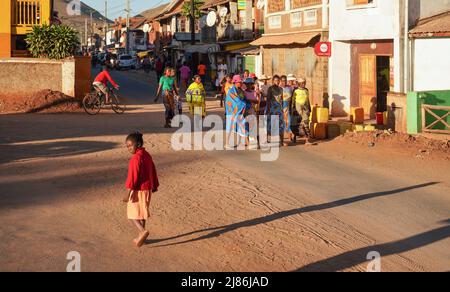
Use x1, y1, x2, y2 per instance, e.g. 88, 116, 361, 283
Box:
245, 56, 255, 73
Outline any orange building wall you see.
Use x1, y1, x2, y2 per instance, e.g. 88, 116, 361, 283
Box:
0, 0, 12, 58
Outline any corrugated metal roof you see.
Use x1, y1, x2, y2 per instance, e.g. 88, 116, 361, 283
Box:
410, 11, 450, 37
251, 32, 320, 46
201, 0, 230, 10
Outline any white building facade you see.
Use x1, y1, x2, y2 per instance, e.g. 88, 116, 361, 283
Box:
328, 0, 409, 117
329, 0, 450, 117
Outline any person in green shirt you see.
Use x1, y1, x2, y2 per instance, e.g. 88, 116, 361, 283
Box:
292, 77, 314, 144
155, 67, 179, 128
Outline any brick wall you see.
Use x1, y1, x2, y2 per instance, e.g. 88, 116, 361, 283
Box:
263, 36, 329, 106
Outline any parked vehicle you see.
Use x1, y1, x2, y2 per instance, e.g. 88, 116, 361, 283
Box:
104, 53, 116, 69
117, 54, 135, 70
97, 53, 106, 65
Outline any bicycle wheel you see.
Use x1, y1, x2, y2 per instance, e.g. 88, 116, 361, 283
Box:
111, 93, 126, 114
82, 93, 101, 115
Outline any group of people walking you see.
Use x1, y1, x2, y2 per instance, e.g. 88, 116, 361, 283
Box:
153, 64, 314, 148
222, 73, 314, 148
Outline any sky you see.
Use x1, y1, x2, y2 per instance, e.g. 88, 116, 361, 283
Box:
83, 0, 170, 20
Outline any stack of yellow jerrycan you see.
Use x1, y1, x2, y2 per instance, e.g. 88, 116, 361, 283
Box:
349, 106, 377, 133
310, 105, 329, 140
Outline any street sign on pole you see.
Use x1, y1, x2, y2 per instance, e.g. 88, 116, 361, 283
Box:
314, 42, 332, 57
190, 0, 196, 45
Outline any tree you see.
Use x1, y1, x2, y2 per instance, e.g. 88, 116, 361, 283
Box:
181, 0, 205, 19
26, 24, 80, 60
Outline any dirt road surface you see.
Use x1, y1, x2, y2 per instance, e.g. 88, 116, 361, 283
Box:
0, 70, 449, 272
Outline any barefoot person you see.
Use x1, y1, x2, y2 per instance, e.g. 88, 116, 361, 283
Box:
155, 67, 179, 128
225, 75, 247, 149
124, 132, 159, 248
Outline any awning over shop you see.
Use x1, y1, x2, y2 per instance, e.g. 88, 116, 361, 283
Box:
182, 44, 221, 54
251, 32, 320, 46
230, 46, 260, 56
222, 42, 251, 52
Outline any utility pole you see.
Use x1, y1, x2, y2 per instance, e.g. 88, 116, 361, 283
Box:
85, 18, 88, 47
190, 0, 195, 45
90, 11, 94, 36
104, 0, 108, 51
126, 0, 130, 54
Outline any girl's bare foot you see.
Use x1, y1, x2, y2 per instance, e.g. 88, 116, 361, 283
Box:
135, 231, 150, 248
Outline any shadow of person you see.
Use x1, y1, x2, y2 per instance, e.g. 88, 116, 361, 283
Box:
331, 94, 348, 117
147, 182, 439, 248
295, 219, 450, 272
370, 96, 377, 119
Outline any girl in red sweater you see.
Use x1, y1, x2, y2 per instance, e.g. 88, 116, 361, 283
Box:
124, 132, 159, 247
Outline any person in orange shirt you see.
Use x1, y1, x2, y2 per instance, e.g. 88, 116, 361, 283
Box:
197, 61, 207, 85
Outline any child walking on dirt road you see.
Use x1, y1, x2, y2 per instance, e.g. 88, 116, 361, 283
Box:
124, 132, 159, 247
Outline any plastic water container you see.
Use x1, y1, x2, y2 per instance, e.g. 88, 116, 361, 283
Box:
364, 125, 376, 132
339, 122, 353, 135
312, 123, 327, 139
317, 107, 329, 124
327, 123, 340, 139
353, 124, 365, 132
310, 105, 319, 124
376, 112, 384, 125
351, 107, 365, 124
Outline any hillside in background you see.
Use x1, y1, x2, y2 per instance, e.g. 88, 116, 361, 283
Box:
53, 0, 113, 36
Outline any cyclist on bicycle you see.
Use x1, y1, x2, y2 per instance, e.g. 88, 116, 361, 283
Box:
93, 66, 119, 104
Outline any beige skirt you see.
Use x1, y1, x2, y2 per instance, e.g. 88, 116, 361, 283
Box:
127, 190, 152, 220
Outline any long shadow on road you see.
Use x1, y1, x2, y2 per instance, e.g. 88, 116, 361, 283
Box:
0, 110, 176, 145
147, 182, 440, 247
0, 140, 117, 164
294, 219, 450, 272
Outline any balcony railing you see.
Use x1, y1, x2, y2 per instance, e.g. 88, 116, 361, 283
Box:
11, 0, 51, 35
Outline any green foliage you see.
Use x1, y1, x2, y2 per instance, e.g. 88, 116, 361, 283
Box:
26, 24, 80, 60
181, 0, 205, 19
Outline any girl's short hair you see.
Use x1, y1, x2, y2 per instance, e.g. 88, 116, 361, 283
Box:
126, 131, 144, 148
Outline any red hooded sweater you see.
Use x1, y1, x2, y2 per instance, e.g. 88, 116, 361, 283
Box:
125, 148, 159, 192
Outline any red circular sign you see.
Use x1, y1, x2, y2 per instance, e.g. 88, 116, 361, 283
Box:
314, 42, 332, 57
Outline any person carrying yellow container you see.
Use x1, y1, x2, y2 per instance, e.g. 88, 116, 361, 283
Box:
186, 75, 207, 118
292, 77, 314, 144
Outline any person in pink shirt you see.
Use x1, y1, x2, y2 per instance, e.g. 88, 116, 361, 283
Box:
179, 62, 191, 90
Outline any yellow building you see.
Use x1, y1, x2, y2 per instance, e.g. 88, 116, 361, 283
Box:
0, 0, 51, 58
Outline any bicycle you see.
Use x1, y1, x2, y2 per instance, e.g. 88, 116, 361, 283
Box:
82, 86, 126, 115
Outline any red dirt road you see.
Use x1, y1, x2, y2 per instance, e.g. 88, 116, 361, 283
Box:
0, 71, 449, 272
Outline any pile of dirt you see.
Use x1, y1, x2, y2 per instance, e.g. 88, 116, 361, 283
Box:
336, 130, 450, 159
0, 90, 83, 114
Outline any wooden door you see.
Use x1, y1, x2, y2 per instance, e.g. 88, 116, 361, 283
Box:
359, 55, 377, 119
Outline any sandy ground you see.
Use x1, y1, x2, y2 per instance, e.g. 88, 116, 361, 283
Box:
0, 70, 449, 272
